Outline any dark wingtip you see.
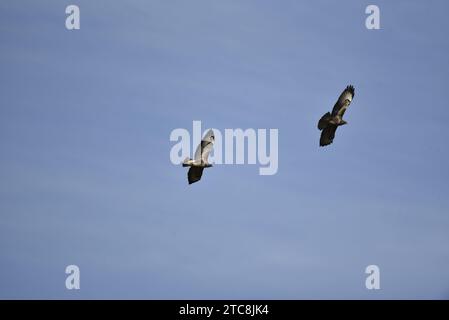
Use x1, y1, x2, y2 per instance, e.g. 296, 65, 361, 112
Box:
319, 141, 333, 147
346, 85, 355, 96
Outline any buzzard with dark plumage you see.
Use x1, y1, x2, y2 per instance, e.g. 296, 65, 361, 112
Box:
318, 85, 355, 147
182, 129, 214, 184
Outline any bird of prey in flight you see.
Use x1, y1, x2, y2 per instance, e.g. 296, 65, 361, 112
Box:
317, 85, 355, 147
182, 129, 215, 184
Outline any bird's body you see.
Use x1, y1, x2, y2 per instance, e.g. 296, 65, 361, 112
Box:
318, 85, 355, 147
182, 129, 215, 184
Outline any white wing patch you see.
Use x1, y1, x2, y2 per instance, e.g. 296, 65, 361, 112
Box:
336, 91, 353, 116
193, 129, 215, 162
201, 142, 213, 163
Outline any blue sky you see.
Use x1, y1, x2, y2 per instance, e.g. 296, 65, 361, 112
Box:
1, 0, 449, 299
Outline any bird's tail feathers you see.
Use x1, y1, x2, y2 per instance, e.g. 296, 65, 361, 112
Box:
318, 112, 331, 130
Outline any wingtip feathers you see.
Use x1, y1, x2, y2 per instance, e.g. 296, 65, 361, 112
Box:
346, 85, 355, 97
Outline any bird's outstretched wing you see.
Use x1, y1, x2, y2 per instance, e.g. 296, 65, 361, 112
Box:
194, 129, 215, 162
200, 141, 213, 163
320, 125, 338, 146
331, 85, 355, 117
318, 112, 331, 130
188, 166, 204, 184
